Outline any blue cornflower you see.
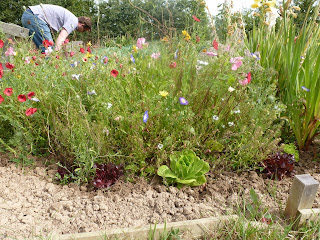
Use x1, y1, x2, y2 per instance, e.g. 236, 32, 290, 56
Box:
143, 110, 149, 123
131, 54, 135, 63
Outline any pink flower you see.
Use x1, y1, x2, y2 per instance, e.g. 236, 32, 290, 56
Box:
25, 108, 38, 116
206, 52, 218, 56
25, 57, 31, 64
5, 47, 16, 56
230, 57, 244, 71
151, 52, 161, 59
70, 51, 75, 57
213, 39, 218, 50
170, 62, 177, 68
0, 95, 3, 104
136, 38, 148, 49
239, 72, 252, 86
192, 15, 200, 22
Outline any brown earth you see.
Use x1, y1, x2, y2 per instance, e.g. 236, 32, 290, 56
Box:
0, 144, 319, 240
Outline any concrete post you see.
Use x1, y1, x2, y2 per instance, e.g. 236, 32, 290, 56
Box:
284, 174, 319, 221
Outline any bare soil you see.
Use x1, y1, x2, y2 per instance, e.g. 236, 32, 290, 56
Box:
0, 145, 320, 240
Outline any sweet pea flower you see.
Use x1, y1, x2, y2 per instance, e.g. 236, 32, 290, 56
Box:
5, 47, 16, 56
136, 38, 148, 49
206, 52, 218, 56
230, 57, 244, 70
151, 52, 161, 59
239, 72, 252, 86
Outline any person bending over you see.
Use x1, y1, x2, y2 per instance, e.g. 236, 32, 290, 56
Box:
21, 4, 91, 52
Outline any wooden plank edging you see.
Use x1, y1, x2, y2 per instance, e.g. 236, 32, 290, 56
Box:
50, 215, 238, 240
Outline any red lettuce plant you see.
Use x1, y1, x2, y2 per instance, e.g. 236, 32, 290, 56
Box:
93, 163, 124, 189
260, 151, 296, 180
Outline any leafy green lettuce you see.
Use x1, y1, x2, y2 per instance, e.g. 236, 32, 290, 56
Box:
157, 149, 210, 188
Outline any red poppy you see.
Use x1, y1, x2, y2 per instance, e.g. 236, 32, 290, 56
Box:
42, 39, 53, 48
170, 62, 177, 68
247, 72, 252, 83
25, 108, 38, 116
18, 94, 27, 102
56, 55, 60, 59
95, 56, 99, 60
70, 51, 75, 57
213, 39, 218, 50
0, 95, 3, 104
87, 47, 91, 53
32, 56, 37, 61
0, 39, 3, 48
64, 39, 69, 44
80, 48, 85, 53
27, 92, 35, 99
5, 62, 14, 69
0, 63, 3, 79
196, 36, 200, 43
4, 88, 13, 96
192, 15, 200, 22
111, 69, 119, 77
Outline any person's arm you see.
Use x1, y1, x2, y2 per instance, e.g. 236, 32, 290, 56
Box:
55, 28, 69, 51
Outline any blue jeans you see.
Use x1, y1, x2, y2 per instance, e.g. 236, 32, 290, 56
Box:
21, 8, 54, 53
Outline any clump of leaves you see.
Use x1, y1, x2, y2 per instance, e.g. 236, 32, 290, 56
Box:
56, 162, 77, 184
157, 149, 210, 189
260, 151, 296, 180
93, 163, 124, 189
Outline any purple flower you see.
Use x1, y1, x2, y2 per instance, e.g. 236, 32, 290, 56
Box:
175, 49, 179, 59
301, 86, 310, 92
179, 97, 189, 105
143, 110, 149, 123
131, 54, 135, 63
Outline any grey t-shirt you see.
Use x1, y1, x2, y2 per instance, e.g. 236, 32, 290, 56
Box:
29, 4, 78, 34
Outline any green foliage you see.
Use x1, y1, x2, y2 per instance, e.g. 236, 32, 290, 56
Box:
157, 149, 210, 188
247, 2, 320, 150
282, 143, 300, 161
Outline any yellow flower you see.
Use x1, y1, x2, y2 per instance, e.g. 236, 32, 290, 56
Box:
182, 30, 187, 36
133, 45, 138, 52
253, 12, 261, 17
264, 0, 276, 8
184, 34, 191, 41
16, 74, 21, 79
263, 21, 270, 26
87, 41, 92, 47
159, 90, 169, 97
251, 3, 260, 8
85, 52, 93, 58
292, 6, 301, 11
202, 49, 207, 52
265, 7, 272, 12
161, 37, 169, 42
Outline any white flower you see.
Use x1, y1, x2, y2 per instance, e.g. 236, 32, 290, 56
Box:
221, 124, 225, 128
45, 47, 53, 55
157, 143, 163, 149
195, 65, 202, 71
232, 109, 240, 114
266, 7, 280, 30
30, 97, 40, 102
212, 115, 219, 121
103, 128, 109, 136
87, 90, 96, 95
72, 74, 81, 80
228, 86, 235, 92
228, 122, 235, 127
197, 60, 209, 65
